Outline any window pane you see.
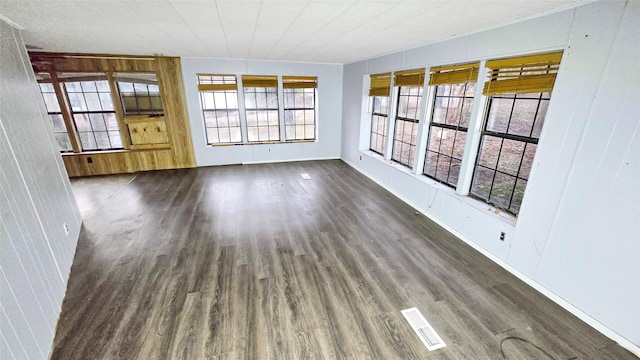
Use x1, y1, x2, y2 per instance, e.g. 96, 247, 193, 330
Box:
49, 114, 66, 132
477, 136, 502, 168
89, 113, 106, 131
489, 172, 516, 209
519, 143, 537, 180
532, 99, 549, 138
508, 99, 537, 137
510, 179, 528, 214
79, 132, 97, 150
73, 114, 91, 131
54, 133, 72, 151
496, 139, 525, 176
42, 93, 61, 113
471, 166, 495, 200
486, 98, 512, 133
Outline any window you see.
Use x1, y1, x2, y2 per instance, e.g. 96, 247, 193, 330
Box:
242, 75, 280, 142
471, 52, 562, 214
392, 69, 425, 167
423, 63, 479, 187
115, 73, 163, 116
37, 74, 72, 152
197, 74, 241, 144
61, 73, 122, 151
283, 76, 317, 141
370, 97, 390, 155
368, 73, 391, 155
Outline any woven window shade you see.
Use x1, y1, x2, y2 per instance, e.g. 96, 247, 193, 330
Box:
429, 62, 480, 86
242, 75, 278, 88
283, 76, 317, 89
394, 69, 426, 87
483, 52, 563, 95
197, 74, 237, 91
369, 73, 391, 96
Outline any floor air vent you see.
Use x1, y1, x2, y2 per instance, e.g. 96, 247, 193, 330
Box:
401, 307, 446, 351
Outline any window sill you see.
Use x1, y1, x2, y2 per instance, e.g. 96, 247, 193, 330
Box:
60, 146, 171, 156
360, 150, 517, 227
207, 139, 317, 147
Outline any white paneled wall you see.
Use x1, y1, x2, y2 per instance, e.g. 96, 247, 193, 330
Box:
341, 0, 639, 355
181, 58, 343, 167
0, 20, 81, 359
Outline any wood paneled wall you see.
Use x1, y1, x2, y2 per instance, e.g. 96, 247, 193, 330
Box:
30, 52, 196, 177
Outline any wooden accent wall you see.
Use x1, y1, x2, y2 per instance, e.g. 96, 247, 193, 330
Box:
30, 53, 196, 177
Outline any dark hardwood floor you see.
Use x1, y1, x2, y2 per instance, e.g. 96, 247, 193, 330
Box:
54, 160, 637, 359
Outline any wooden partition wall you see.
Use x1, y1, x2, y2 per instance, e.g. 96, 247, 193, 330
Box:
30, 52, 196, 177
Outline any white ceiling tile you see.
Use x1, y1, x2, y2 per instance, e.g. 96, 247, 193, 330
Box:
0, 0, 589, 63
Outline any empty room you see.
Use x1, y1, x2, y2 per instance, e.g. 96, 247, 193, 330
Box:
1, 0, 638, 359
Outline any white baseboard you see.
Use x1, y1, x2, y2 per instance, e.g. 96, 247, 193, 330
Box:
341, 157, 640, 357
241, 156, 340, 165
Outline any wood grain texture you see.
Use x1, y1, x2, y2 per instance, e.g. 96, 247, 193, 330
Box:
52, 160, 638, 360
33, 53, 196, 177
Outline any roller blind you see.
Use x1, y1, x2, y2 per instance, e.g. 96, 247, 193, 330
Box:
242, 75, 278, 88
483, 52, 563, 95
283, 76, 317, 89
197, 74, 237, 91
429, 62, 480, 86
369, 73, 391, 97
394, 69, 426, 87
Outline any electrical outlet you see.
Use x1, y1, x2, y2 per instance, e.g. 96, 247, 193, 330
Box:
268, 147, 271, 153
63, 223, 69, 235
500, 232, 505, 241
87, 157, 93, 164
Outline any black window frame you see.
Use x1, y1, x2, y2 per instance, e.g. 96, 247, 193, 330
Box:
369, 95, 389, 155
391, 85, 422, 168
37, 81, 73, 153
470, 91, 551, 215
423, 82, 475, 188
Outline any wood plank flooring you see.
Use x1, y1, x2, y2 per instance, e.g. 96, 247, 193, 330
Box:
54, 160, 637, 359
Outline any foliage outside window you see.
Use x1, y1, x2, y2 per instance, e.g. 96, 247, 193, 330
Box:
392, 86, 422, 167
471, 92, 550, 214
424, 82, 475, 187
471, 52, 561, 215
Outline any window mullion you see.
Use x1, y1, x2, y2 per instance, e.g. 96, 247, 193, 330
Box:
384, 84, 399, 161
51, 73, 82, 153
106, 72, 131, 149
277, 76, 286, 142
414, 77, 434, 174
456, 60, 487, 196
236, 74, 248, 143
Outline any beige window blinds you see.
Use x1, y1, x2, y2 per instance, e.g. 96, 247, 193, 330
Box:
394, 69, 426, 87
242, 75, 278, 88
483, 51, 563, 95
369, 73, 391, 96
283, 76, 317, 89
429, 62, 480, 86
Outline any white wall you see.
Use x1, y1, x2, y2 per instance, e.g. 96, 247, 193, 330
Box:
181, 58, 343, 166
0, 19, 82, 359
341, 0, 639, 354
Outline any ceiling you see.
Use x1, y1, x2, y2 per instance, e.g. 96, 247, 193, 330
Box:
1, 0, 588, 64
